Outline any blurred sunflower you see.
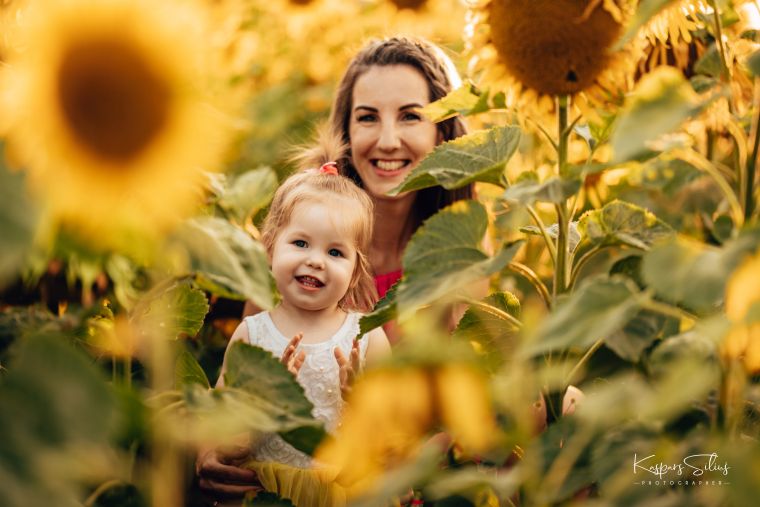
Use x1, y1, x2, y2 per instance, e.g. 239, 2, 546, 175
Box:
316, 363, 496, 496
390, 0, 428, 10
2, 0, 235, 250
722, 252, 760, 374
465, 0, 640, 124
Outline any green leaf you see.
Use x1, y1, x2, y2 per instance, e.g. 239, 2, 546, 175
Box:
174, 217, 274, 310
424, 467, 520, 503
611, 67, 704, 163
224, 342, 326, 453
218, 167, 277, 223
0, 143, 40, 289
605, 309, 668, 363
397, 200, 523, 319
694, 43, 722, 78
748, 49, 760, 77
421, 83, 489, 122
175, 349, 210, 389
641, 238, 728, 312
359, 282, 398, 335
0, 333, 117, 507
389, 126, 521, 195
577, 200, 674, 251
141, 283, 209, 339
502, 177, 580, 205
453, 292, 521, 369
523, 276, 648, 356
615, 0, 680, 49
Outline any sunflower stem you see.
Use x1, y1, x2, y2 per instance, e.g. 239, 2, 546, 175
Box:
507, 261, 552, 310
553, 96, 570, 299
746, 78, 760, 219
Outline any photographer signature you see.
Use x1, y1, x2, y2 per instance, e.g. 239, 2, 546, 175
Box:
633, 453, 730, 479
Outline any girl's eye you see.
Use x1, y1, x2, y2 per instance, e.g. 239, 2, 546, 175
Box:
293, 240, 307, 248
328, 248, 343, 258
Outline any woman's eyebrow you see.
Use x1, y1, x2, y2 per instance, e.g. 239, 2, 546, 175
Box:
353, 105, 377, 112
400, 103, 424, 110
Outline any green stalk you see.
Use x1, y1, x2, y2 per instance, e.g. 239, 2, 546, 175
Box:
553, 96, 571, 298
746, 79, 760, 218
507, 261, 552, 309
527, 204, 558, 265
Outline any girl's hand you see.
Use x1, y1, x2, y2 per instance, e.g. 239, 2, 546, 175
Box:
281, 333, 305, 376
334, 340, 361, 399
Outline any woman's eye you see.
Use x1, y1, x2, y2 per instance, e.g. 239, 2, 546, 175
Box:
328, 248, 343, 258
356, 113, 377, 123
293, 240, 307, 248
402, 111, 422, 121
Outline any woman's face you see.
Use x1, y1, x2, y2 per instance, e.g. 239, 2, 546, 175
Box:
349, 64, 439, 200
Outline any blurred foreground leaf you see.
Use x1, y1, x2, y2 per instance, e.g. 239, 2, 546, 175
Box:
524, 276, 648, 356
138, 282, 209, 340
218, 167, 277, 224
0, 333, 117, 507
453, 292, 521, 369
390, 126, 520, 194
503, 175, 581, 205
611, 67, 704, 163
174, 217, 274, 310
397, 200, 523, 319
421, 83, 489, 122
225, 342, 325, 454
359, 282, 398, 335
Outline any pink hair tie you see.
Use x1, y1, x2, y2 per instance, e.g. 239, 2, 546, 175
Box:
318, 162, 339, 175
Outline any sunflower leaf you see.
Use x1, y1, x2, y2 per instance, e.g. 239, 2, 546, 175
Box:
421, 83, 490, 122
218, 166, 277, 223
359, 282, 399, 335
175, 350, 210, 389
641, 228, 760, 313
175, 217, 274, 310
748, 49, 760, 77
397, 200, 523, 319
389, 126, 521, 195
453, 292, 521, 370
611, 67, 706, 163
0, 143, 40, 289
139, 282, 209, 340
577, 200, 674, 251
224, 341, 326, 453
502, 177, 581, 205
522, 276, 649, 357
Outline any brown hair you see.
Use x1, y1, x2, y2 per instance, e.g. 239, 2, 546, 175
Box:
329, 36, 473, 227
261, 153, 377, 313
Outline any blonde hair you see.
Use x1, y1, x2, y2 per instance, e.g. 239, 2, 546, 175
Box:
262, 129, 377, 313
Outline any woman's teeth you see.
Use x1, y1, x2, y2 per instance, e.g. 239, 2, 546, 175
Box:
375, 160, 406, 171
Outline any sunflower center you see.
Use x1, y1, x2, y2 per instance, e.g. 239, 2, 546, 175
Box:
57, 38, 171, 164
488, 0, 623, 96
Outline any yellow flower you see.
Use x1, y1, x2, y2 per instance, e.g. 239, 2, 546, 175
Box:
723, 252, 760, 373
465, 0, 642, 128
2, 0, 234, 250
316, 363, 497, 496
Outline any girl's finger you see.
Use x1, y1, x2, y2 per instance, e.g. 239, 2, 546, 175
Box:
292, 350, 306, 373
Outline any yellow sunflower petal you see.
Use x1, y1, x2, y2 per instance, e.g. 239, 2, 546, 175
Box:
725, 252, 760, 320
744, 324, 760, 374
2, 0, 236, 250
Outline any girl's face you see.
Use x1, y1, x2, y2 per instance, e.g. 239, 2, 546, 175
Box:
349, 64, 439, 200
270, 199, 358, 313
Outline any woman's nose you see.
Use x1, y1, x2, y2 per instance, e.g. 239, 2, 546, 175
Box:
377, 121, 401, 151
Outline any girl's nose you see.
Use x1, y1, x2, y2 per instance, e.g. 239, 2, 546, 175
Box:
377, 121, 401, 151
305, 253, 325, 269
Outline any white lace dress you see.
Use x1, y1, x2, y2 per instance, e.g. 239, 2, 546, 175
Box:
244, 311, 369, 469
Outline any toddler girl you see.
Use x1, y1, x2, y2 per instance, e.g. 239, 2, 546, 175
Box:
216, 161, 390, 506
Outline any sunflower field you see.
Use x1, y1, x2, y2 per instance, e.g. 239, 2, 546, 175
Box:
2, 0, 760, 506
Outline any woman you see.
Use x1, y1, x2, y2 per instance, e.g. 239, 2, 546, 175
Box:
197, 36, 475, 502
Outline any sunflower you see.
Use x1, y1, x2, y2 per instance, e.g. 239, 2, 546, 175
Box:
2, 0, 235, 250
722, 252, 760, 374
390, 0, 428, 10
465, 0, 642, 127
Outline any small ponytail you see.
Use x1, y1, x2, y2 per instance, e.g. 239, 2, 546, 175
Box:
290, 122, 348, 172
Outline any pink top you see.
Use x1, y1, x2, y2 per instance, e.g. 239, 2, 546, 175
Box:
374, 269, 402, 300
